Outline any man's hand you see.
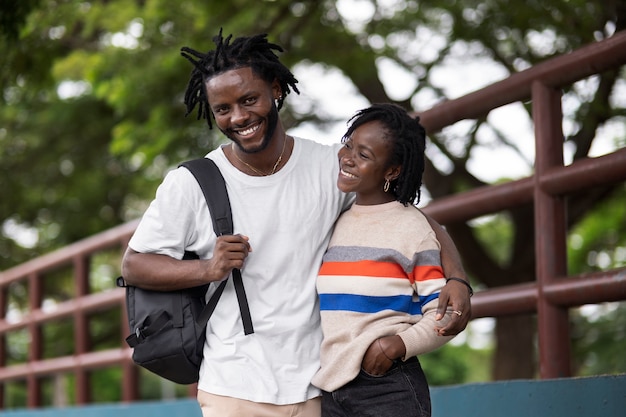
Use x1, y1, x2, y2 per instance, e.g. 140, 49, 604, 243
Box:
207, 234, 251, 281
121, 234, 251, 291
434, 280, 471, 336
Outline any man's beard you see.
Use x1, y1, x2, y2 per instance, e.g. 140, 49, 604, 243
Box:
227, 103, 279, 154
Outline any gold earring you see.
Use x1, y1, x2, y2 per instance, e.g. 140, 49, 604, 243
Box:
383, 179, 390, 193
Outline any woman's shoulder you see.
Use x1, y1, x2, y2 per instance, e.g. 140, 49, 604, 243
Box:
396, 205, 437, 235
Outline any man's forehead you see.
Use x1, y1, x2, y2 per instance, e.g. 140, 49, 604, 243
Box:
205, 67, 270, 104
207, 66, 261, 82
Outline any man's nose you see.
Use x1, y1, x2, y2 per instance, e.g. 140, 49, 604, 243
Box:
231, 105, 249, 124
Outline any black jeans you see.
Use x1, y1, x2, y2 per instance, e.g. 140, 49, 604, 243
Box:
321, 357, 431, 417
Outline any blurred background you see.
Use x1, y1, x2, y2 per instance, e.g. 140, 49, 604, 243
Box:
1, 0, 625, 405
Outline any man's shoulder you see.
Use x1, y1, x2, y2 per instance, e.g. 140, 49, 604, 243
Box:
294, 136, 341, 149
293, 137, 342, 162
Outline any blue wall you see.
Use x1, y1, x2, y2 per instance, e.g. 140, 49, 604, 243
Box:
2, 374, 625, 417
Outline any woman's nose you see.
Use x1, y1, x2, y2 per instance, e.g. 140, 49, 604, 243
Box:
340, 152, 354, 166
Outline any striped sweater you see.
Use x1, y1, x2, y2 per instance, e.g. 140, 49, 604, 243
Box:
312, 201, 453, 392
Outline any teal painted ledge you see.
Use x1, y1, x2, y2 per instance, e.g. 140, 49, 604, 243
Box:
2, 374, 625, 417
0, 399, 202, 417
431, 374, 626, 417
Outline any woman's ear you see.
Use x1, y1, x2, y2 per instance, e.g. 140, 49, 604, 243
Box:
385, 165, 401, 182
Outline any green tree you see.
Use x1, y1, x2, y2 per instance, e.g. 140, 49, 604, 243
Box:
568, 184, 626, 376
2, 0, 625, 383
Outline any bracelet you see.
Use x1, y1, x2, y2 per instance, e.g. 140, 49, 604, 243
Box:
446, 277, 474, 297
377, 339, 393, 361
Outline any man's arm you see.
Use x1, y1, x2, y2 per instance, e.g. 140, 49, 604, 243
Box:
121, 234, 251, 291
423, 212, 472, 336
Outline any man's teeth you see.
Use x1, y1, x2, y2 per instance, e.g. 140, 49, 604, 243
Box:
239, 125, 259, 136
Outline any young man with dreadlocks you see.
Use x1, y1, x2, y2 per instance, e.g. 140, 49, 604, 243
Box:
314, 104, 457, 417
122, 31, 472, 417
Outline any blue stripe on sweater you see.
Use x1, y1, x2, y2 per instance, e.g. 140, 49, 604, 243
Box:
319, 293, 439, 315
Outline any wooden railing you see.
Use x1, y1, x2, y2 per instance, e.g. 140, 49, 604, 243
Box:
2, 30, 626, 408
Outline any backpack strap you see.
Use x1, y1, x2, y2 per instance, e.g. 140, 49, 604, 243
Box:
180, 158, 254, 335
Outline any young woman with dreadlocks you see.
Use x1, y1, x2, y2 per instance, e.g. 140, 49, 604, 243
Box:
313, 104, 459, 417
122, 30, 471, 417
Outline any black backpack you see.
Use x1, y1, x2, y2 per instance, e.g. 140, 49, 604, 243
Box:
117, 158, 254, 384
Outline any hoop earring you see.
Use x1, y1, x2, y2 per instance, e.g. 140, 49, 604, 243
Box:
383, 179, 390, 193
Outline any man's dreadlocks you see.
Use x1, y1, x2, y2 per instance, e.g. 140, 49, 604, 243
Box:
342, 103, 427, 206
180, 29, 299, 129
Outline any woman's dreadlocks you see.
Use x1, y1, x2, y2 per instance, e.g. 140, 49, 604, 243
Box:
342, 103, 427, 206
180, 29, 299, 129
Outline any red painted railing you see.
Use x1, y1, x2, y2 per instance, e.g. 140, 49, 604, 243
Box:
2, 30, 626, 408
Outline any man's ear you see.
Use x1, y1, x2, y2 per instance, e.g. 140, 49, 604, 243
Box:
272, 79, 282, 100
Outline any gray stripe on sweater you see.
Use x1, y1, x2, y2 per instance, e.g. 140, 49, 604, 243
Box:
323, 246, 441, 274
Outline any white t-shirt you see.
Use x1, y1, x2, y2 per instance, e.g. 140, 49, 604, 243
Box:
128, 137, 352, 404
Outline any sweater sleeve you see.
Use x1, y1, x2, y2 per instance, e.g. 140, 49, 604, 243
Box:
397, 228, 455, 359
397, 306, 455, 360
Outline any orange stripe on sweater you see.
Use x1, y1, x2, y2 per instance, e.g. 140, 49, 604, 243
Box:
410, 265, 445, 283
320, 261, 445, 282
319, 260, 406, 278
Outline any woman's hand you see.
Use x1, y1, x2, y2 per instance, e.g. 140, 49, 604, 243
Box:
361, 335, 406, 376
434, 280, 471, 336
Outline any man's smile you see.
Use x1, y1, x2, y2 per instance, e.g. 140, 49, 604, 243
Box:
234, 121, 261, 138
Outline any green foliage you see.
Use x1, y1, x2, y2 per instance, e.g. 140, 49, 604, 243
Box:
42, 319, 75, 358
91, 368, 123, 403
0, 0, 42, 42
568, 184, 626, 274
5, 328, 29, 365
4, 380, 28, 408
1, 0, 624, 403
420, 343, 493, 386
90, 249, 123, 292
89, 308, 123, 351
139, 368, 191, 400
571, 302, 626, 376
40, 374, 76, 407
2, 0, 623, 268
567, 185, 626, 376
470, 213, 514, 268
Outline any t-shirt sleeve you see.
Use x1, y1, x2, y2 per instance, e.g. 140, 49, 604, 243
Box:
128, 168, 202, 259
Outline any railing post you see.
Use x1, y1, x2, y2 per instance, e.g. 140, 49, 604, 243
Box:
74, 255, 91, 404
0, 286, 6, 409
122, 359, 140, 402
27, 272, 43, 407
118, 235, 141, 402
532, 80, 571, 378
